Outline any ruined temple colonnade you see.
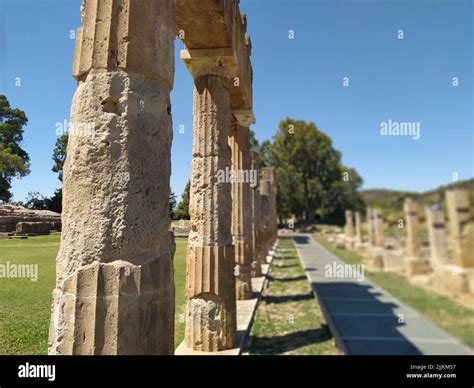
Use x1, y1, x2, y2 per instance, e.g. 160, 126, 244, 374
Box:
48, 0, 278, 355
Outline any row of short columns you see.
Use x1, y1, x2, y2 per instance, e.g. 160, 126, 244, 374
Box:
344, 189, 473, 293
49, 0, 278, 355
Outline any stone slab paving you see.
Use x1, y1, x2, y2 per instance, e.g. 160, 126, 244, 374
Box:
293, 234, 473, 355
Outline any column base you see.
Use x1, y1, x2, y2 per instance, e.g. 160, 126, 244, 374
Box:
404, 257, 431, 276
48, 251, 174, 355
235, 265, 253, 300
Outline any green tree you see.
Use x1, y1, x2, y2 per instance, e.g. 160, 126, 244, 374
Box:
262, 118, 364, 224
24, 191, 48, 210
52, 133, 68, 182
0, 95, 30, 201
174, 180, 190, 220
169, 191, 177, 218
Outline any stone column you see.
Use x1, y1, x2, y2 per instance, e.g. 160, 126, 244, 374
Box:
184, 72, 236, 351
259, 173, 270, 255
268, 167, 278, 247
404, 199, 420, 258
446, 190, 473, 268
373, 208, 385, 247
48, 0, 176, 355
229, 124, 254, 300
261, 167, 276, 252
355, 211, 362, 244
403, 198, 430, 275
345, 210, 354, 238
367, 207, 375, 246
250, 149, 261, 277
425, 205, 449, 270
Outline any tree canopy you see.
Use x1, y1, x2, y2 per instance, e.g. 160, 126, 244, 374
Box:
0, 95, 31, 201
259, 118, 364, 224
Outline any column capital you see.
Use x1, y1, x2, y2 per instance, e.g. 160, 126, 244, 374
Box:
232, 109, 255, 127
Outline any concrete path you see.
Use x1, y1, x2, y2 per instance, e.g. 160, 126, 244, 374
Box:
293, 234, 473, 355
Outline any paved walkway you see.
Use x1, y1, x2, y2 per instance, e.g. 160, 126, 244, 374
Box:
293, 234, 473, 355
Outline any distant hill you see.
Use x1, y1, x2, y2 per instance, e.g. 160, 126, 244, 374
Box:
360, 178, 474, 223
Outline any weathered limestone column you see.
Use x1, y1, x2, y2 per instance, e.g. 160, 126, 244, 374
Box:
367, 207, 375, 246
404, 199, 421, 258
259, 172, 270, 254
268, 167, 278, 247
250, 149, 261, 277
355, 211, 362, 245
262, 167, 277, 251
425, 205, 449, 270
446, 190, 473, 268
403, 198, 430, 275
229, 124, 253, 300
345, 210, 354, 238
373, 208, 385, 247
184, 72, 236, 352
48, 0, 176, 355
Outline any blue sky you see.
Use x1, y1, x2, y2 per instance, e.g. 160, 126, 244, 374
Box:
0, 0, 472, 202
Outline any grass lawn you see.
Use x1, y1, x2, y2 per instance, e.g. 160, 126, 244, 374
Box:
0, 235, 188, 354
313, 233, 474, 348
246, 237, 341, 355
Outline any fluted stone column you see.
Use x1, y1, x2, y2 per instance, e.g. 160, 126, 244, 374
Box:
184, 72, 236, 351
48, 0, 176, 355
263, 167, 277, 250
425, 205, 449, 270
355, 211, 362, 245
250, 149, 261, 277
446, 190, 473, 268
404, 198, 429, 275
229, 124, 253, 300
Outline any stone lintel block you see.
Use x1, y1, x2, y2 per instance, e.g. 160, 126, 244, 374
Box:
73, 0, 175, 88
49, 252, 175, 355
181, 48, 238, 79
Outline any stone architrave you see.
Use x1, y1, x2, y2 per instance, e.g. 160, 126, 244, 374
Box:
48, 0, 176, 355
